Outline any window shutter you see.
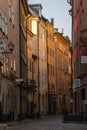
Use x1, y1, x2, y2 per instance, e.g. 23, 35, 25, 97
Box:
5, 18, 8, 37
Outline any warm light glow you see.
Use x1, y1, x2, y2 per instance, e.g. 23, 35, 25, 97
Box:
32, 20, 37, 34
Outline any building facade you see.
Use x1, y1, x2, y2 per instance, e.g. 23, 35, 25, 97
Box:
0, 0, 31, 120
0, 0, 20, 120
68, 0, 87, 116
54, 31, 71, 114
19, 0, 30, 118
0, 1, 73, 121
46, 20, 57, 115
29, 4, 48, 116
27, 11, 35, 117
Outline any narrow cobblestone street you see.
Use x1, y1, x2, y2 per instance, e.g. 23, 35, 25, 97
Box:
0, 116, 87, 130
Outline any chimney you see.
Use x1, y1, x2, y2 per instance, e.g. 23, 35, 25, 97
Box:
51, 18, 54, 26
61, 28, 64, 35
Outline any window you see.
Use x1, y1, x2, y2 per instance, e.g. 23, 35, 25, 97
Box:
13, 57, 16, 72
53, 50, 54, 57
2, 56, 9, 76
5, 18, 8, 36
0, 10, 8, 36
50, 49, 51, 56
10, 56, 16, 72
48, 63, 49, 74
32, 20, 37, 34
11, 7, 14, 25
9, 5, 12, 20
53, 66, 54, 76
10, 56, 13, 69
2, 12, 5, 33
8, 0, 14, 26
39, 25, 46, 42
45, 71, 47, 83
29, 59, 32, 72
47, 47, 49, 55
6, 57, 9, 73
51, 65, 52, 75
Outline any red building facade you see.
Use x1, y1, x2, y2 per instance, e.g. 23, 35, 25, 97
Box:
69, 0, 87, 116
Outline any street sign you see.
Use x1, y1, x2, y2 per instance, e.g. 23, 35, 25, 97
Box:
74, 79, 80, 88
81, 56, 87, 63
15, 78, 23, 83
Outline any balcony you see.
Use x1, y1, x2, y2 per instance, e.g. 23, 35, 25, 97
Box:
80, 28, 87, 47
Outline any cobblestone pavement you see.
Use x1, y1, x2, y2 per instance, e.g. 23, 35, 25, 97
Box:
1, 116, 87, 130
5, 125, 87, 130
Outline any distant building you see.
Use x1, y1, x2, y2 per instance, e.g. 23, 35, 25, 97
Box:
54, 31, 71, 114
26, 9, 36, 117
29, 4, 48, 116
46, 20, 57, 115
